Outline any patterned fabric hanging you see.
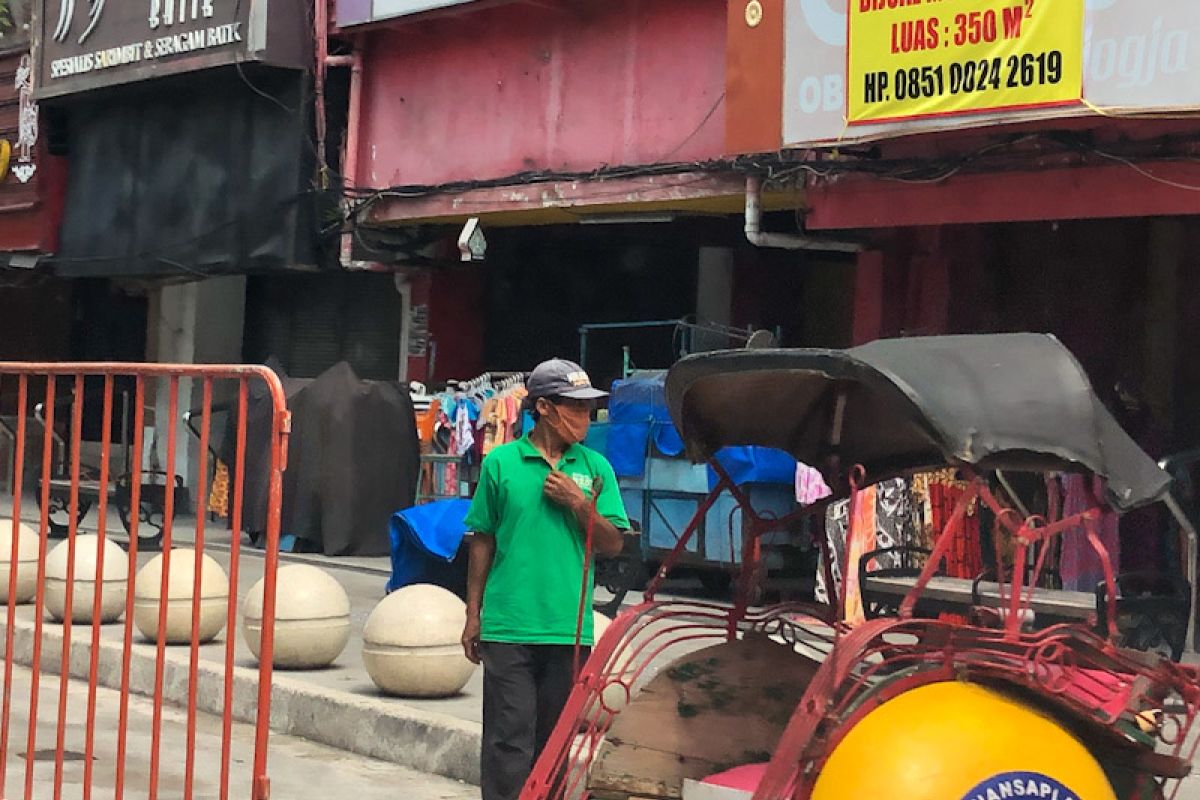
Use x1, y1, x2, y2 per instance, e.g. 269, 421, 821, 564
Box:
815, 477, 915, 617
842, 485, 878, 626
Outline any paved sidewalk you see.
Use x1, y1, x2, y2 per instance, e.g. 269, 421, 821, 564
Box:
0, 498, 487, 784
2, 661, 476, 800
0, 498, 650, 786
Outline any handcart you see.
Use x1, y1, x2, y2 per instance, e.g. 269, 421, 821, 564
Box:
34, 383, 187, 547
595, 371, 805, 610
526, 333, 1200, 800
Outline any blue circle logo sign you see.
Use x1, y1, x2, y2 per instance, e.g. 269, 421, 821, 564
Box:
962, 772, 1081, 800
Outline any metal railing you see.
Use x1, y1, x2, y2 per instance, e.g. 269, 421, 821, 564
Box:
0, 363, 290, 800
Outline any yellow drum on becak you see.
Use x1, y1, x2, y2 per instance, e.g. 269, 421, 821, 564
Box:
812, 681, 1116, 800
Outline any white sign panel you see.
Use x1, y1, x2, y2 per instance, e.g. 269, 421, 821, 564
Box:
337, 0, 482, 26
374, 0, 478, 15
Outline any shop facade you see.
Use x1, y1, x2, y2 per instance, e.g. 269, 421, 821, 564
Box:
0, 3, 74, 496
709, 0, 1200, 584
19, 0, 316, 492
0, 3, 69, 357
720, 0, 1200, 455
329, 0, 861, 391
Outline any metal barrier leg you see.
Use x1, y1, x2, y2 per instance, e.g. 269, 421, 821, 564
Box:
0, 375, 27, 800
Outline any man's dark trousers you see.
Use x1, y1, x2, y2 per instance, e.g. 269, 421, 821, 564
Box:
479, 642, 589, 800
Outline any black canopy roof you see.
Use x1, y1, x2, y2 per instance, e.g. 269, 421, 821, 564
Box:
665, 334, 1170, 511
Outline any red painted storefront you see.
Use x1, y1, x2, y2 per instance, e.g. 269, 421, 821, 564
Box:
344, 0, 737, 226
337, 0, 1200, 438
357, 0, 725, 186
809, 116, 1200, 448
339, 0, 813, 383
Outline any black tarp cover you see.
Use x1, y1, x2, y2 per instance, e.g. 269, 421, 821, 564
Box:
224, 361, 419, 556
55, 66, 315, 278
665, 334, 1170, 511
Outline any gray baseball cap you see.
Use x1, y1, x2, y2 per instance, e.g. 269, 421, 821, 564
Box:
527, 359, 608, 401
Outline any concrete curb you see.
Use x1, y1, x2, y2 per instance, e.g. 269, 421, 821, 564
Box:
1, 615, 482, 785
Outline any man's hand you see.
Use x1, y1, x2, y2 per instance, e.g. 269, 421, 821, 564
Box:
461, 614, 481, 664
544, 471, 587, 511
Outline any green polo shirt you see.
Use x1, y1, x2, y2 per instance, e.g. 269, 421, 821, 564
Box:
465, 435, 629, 645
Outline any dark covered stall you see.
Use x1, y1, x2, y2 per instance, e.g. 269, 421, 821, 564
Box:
52, 66, 316, 278
38, 0, 316, 278
225, 361, 420, 556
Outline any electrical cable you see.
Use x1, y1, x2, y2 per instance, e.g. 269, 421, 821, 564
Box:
574, 477, 602, 681
1088, 148, 1200, 193
342, 130, 1200, 261
656, 91, 726, 163
230, 0, 300, 116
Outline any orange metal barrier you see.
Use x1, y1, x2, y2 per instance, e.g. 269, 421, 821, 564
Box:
0, 364, 290, 800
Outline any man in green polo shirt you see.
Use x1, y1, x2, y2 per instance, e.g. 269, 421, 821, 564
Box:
462, 358, 628, 800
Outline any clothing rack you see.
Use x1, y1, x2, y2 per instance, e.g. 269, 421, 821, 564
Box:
451, 371, 527, 393
414, 372, 529, 504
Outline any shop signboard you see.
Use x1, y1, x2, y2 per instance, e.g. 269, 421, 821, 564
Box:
772, 0, 1200, 147
34, 0, 309, 99
336, 0, 484, 28
8, 53, 36, 185
0, 49, 62, 261
847, 0, 1084, 124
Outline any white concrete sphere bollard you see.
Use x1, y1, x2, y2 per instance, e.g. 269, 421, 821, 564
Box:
242, 564, 351, 669
362, 584, 475, 698
0, 520, 40, 605
593, 610, 612, 644
45, 535, 129, 624
133, 550, 229, 644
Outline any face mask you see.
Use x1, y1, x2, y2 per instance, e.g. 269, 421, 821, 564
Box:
545, 403, 591, 444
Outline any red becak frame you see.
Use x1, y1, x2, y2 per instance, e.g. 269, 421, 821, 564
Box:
522, 459, 1200, 800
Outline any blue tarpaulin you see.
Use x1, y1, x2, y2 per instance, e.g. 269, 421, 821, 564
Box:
708, 447, 797, 489
386, 499, 471, 595
607, 373, 685, 477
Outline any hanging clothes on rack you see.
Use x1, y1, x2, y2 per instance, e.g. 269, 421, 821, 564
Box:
454, 398, 477, 457
908, 469, 981, 626
1058, 473, 1121, 592
841, 484, 879, 626
414, 398, 442, 446
815, 477, 915, 613
478, 377, 528, 455
208, 460, 230, 518
909, 469, 982, 579
481, 398, 504, 453
795, 462, 832, 506
416, 372, 528, 504
909, 471, 937, 551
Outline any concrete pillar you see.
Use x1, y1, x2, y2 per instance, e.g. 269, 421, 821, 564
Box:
906, 227, 949, 337
695, 247, 735, 351
395, 273, 414, 385
852, 251, 885, 345
1145, 219, 1182, 439
146, 277, 246, 504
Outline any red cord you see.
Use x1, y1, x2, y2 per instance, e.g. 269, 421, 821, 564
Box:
574, 481, 601, 680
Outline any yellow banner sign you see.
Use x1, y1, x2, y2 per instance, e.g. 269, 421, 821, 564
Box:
848, 0, 1084, 124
